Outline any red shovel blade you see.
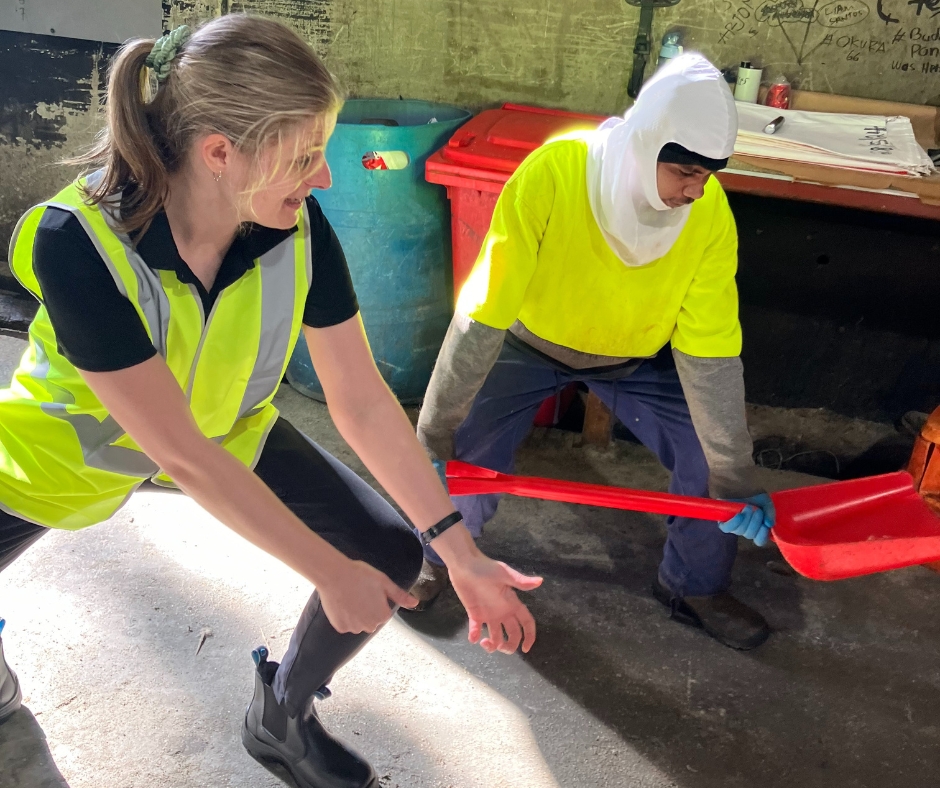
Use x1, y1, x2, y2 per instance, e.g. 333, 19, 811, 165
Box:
445, 462, 940, 581
769, 472, 940, 581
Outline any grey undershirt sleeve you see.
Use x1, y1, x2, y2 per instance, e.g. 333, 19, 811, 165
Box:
417, 313, 506, 462
672, 349, 763, 500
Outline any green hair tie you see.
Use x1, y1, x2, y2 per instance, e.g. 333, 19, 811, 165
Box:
145, 25, 192, 82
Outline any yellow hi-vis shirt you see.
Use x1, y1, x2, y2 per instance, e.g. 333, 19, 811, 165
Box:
456, 134, 742, 359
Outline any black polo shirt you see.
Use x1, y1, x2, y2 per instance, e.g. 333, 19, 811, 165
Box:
31, 195, 359, 372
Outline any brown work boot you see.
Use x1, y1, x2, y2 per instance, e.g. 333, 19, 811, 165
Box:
408, 560, 450, 611
652, 579, 770, 650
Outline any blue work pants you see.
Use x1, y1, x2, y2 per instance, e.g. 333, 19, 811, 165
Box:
426, 343, 737, 597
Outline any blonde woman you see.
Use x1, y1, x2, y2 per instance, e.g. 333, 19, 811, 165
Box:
0, 16, 540, 788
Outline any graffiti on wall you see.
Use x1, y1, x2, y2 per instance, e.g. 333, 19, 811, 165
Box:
715, 0, 940, 74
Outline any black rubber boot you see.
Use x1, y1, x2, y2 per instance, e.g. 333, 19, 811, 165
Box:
0, 619, 22, 723
652, 578, 771, 650
271, 591, 380, 716
243, 646, 377, 788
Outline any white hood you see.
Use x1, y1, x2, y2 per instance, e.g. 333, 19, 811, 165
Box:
586, 53, 737, 267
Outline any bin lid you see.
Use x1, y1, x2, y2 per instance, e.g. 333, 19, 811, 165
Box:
434, 103, 607, 176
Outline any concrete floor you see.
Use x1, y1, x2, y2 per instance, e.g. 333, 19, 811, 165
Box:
1, 334, 939, 788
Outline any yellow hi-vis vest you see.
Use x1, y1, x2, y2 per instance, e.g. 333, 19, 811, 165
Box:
0, 178, 312, 530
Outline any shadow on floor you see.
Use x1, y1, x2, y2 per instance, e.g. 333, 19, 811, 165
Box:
0, 707, 70, 787
400, 484, 940, 788
753, 432, 916, 480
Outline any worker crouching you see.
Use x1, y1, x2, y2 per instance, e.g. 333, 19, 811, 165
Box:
413, 53, 776, 650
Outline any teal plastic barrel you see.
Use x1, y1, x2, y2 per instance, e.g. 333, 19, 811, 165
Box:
286, 99, 471, 404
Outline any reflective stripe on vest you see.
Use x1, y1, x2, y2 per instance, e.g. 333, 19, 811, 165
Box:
33, 332, 161, 478
0, 178, 311, 528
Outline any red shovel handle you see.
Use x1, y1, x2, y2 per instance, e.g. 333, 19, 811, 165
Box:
445, 461, 746, 521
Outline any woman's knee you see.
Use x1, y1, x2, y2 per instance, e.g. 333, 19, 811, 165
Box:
378, 522, 424, 590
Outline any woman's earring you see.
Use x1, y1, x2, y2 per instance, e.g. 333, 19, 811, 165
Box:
214, 171, 222, 182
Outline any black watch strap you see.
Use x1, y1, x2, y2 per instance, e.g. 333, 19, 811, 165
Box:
419, 511, 464, 546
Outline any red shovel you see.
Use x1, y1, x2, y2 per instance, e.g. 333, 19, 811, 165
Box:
445, 461, 940, 581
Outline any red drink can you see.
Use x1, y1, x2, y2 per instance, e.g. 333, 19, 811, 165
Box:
765, 79, 791, 109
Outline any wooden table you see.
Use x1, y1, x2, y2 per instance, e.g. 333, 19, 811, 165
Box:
717, 165, 940, 221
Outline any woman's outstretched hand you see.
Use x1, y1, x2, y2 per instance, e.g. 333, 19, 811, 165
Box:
448, 555, 542, 654
319, 559, 419, 634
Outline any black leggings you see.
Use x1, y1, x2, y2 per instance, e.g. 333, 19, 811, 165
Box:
0, 417, 424, 714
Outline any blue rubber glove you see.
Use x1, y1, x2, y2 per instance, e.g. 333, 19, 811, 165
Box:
432, 459, 448, 490
718, 493, 776, 547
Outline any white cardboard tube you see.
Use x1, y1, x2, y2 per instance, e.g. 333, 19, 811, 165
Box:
734, 66, 762, 103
